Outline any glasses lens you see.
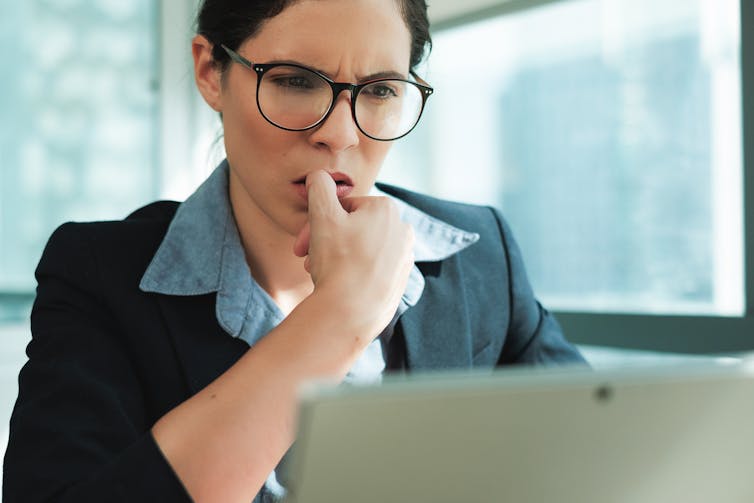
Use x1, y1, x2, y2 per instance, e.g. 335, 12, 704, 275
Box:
257, 65, 332, 130
355, 80, 424, 140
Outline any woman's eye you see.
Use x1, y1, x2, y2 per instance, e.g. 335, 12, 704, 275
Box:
365, 84, 399, 99
273, 75, 315, 89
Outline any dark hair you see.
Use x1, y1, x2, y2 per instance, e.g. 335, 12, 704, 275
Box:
196, 0, 431, 73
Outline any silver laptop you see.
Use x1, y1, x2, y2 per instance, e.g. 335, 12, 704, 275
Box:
284, 361, 754, 503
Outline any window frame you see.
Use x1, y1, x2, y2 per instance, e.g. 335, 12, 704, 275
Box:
433, 0, 754, 354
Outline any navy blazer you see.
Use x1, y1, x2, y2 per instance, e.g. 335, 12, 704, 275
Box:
3, 183, 584, 502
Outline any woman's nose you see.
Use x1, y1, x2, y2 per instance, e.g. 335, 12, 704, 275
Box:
308, 92, 360, 152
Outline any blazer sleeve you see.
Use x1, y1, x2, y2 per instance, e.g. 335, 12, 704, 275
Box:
3, 224, 191, 502
489, 209, 588, 366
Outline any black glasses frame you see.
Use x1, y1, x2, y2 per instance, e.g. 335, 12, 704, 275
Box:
220, 44, 434, 141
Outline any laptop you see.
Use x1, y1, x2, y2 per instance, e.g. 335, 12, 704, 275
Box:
284, 361, 754, 503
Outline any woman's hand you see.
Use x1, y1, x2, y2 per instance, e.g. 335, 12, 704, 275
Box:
293, 170, 414, 342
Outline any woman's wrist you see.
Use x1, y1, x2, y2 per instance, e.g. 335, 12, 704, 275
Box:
268, 288, 384, 379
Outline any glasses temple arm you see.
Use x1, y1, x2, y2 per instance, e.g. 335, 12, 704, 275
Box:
410, 70, 433, 93
220, 44, 254, 68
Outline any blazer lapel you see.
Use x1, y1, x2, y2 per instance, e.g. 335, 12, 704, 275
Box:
156, 293, 249, 395
400, 260, 473, 371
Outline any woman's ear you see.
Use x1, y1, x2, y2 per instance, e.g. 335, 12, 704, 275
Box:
192, 35, 223, 112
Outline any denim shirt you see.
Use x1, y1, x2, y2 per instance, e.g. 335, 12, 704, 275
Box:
139, 160, 479, 501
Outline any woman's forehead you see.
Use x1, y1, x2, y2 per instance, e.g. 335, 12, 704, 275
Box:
241, 0, 412, 75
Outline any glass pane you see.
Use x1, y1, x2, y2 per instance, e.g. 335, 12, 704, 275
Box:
0, 1, 159, 313
382, 0, 743, 316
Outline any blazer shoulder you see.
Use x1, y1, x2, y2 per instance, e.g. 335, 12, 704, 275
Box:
125, 200, 180, 221
53, 200, 179, 239
39, 200, 180, 280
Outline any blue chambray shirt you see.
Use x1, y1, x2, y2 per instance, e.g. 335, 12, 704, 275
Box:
139, 160, 479, 501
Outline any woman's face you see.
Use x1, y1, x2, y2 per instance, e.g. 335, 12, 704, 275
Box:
214, 0, 412, 239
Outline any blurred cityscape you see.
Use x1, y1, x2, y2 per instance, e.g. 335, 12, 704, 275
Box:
498, 34, 713, 310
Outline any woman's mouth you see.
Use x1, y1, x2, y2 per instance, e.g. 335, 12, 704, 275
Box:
292, 172, 354, 200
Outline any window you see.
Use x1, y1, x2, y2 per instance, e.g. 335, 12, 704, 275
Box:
384, 0, 743, 318
0, 1, 160, 321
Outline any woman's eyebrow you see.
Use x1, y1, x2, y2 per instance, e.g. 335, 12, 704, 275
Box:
358, 70, 407, 82
264, 59, 407, 81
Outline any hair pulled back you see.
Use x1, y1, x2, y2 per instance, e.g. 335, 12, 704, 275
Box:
196, 0, 431, 73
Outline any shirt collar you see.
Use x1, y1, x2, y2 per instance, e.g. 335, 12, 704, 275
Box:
372, 185, 481, 262
140, 160, 479, 339
140, 160, 232, 296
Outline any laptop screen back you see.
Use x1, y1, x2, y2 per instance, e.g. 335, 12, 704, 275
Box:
285, 362, 754, 503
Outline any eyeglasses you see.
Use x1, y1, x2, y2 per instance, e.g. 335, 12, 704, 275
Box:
220, 44, 433, 141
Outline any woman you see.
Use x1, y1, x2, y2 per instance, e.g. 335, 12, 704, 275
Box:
4, 0, 585, 501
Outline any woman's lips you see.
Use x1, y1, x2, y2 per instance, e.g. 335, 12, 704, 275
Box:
292, 172, 354, 201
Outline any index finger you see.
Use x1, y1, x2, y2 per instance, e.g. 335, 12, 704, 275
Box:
306, 170, 346, 223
